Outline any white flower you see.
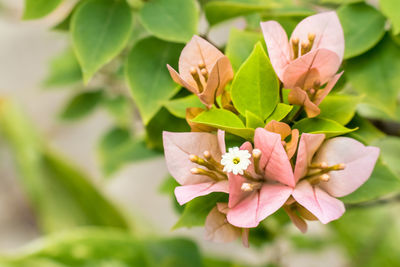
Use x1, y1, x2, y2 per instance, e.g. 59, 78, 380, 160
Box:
221, 147, 251, 175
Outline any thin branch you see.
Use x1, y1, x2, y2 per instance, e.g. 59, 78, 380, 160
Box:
346, 194, 400, 209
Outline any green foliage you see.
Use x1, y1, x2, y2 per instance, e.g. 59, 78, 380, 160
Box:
380, 0, 400, 35
0, 228, 203, 267
372, 136, 400, 176
346, 36, 400, 120
23, 0, 63, 20
231, 43, 279, 120
139, 0, 199, 43
338, 3, 386, 59
173, 193, 228, 229
59, 90, 104, 120
71, 0, 132, 83
294, 117, 357, 138
225, 28, 264, 72
346, 115, 385, 145
0, 100, 129, 232
266, 103, 293, 123
125, 37, 183, 124
44, 48, 82, 88
98, 127, 161, 177
245, 111, 265, 128
318, 94, 361, 125
164, 95, 204, 119
191, 108, 255, 139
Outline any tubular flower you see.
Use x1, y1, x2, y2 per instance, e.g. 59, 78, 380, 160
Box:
163, 130, 229, 205
285, 134, 380, 232
167, 35, 234, 108
225, 128, 295, 228
261, 12, 344, 117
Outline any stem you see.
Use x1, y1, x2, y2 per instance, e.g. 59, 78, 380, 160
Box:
346, 194, 400, 209
279, 82, 284, 103
287, 106, 304, 124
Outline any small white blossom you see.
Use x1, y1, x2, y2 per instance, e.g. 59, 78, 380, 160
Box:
221, 147, 251, 175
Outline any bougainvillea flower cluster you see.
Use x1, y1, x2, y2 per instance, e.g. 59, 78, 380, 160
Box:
162, 11, 380, 246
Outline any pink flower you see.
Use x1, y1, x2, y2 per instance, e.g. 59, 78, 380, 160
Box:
286, 134, 380, 232
163, 130, 229, 205
167, 35, 234, 108
261, 12, 344, 117
205, 202, 249, 247
225, 128, 295, 228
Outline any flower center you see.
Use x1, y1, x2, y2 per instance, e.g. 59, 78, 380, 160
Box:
304, 162, 346, 185
221, 147, 251, 175
233, 157, 240, 164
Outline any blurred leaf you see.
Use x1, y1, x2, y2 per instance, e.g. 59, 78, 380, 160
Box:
380, 0, 400, 35
338, 3, 386, 59
346, 115, 385, 144
139, 0, 198, 43
102, 95, 133, 127
173, 193, 227, 229
126, 37, 183, 124
158, 176, 184, 214
372, 136, 400, 176
245, 111, 265, 128
340, 159, 400, 204
346, 35, 400, 119
98, 127, 160, 177
266, 103, 293, 123
0, 100, 129, 232
225, 28, 263, 72
0, 228, 203, 267
191, 108, 254, 139
318, 94, 362, 125
44, 48, 82, 88
146, 108, 190, 151
164, 95, 204, 119
293, 117, 357, 138
231, 43, 279, 120
59, 90, 103, 120
320, 0, 362, 3
23, 0, 63, 20
71, 0, 132, 83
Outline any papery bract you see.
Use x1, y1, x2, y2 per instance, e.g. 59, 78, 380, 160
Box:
167, 35, 234, 108
163, 130, 228, 205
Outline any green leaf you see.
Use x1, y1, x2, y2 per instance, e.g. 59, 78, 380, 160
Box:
164, 95, 204, 119
346, 115, 385, 145
320, 0, 362, 3
0, 100, 129, 232
318, 94, 362, 125
146, 108, 190, 151
205, 0, 275, 26
246, 111, 265, 128
225, 28, 263, 72
380, 0, 400, 35
125, 37, 183, 124
338, 3, 386, 59
340, 159, 400, 204
346, 35, 400, 119
44, 48, 82, 88
59, 90, 104, 120
191, 108, 254, 140
293, 117, 357, 138
266, 103, 293, 123
173, 193, 228, 229
71, 0, 132, 83
23, 0, 63, 20
231, 42, 279, 120
372, 137, 400, 176
98, 127, 161, 177
139, 0, 198, 43
102, 95, 133, 127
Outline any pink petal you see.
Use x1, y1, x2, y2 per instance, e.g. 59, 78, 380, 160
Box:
240, 141, 258, 178
290, 11, 344, 62
167, 64, 198, 94
205, 206, 241, 243
163, 131, 222, 185
282, 49, 341, 89
283, 205, 308, 233
254, 128, 295, 187
294, 133, 325, 183
201, 56, 234, 107
228, 173, 249, 209
227, 184, 292, 228
175, 181, 229, 205
242, 228, 250, 248
292, 180, 345, 224
179, 35, 224, 89
288, 87, 320, 118
260, 21, 291, 80
217, 130, 226, 154
314, 71, 343, 105
313, 137, 380, 197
